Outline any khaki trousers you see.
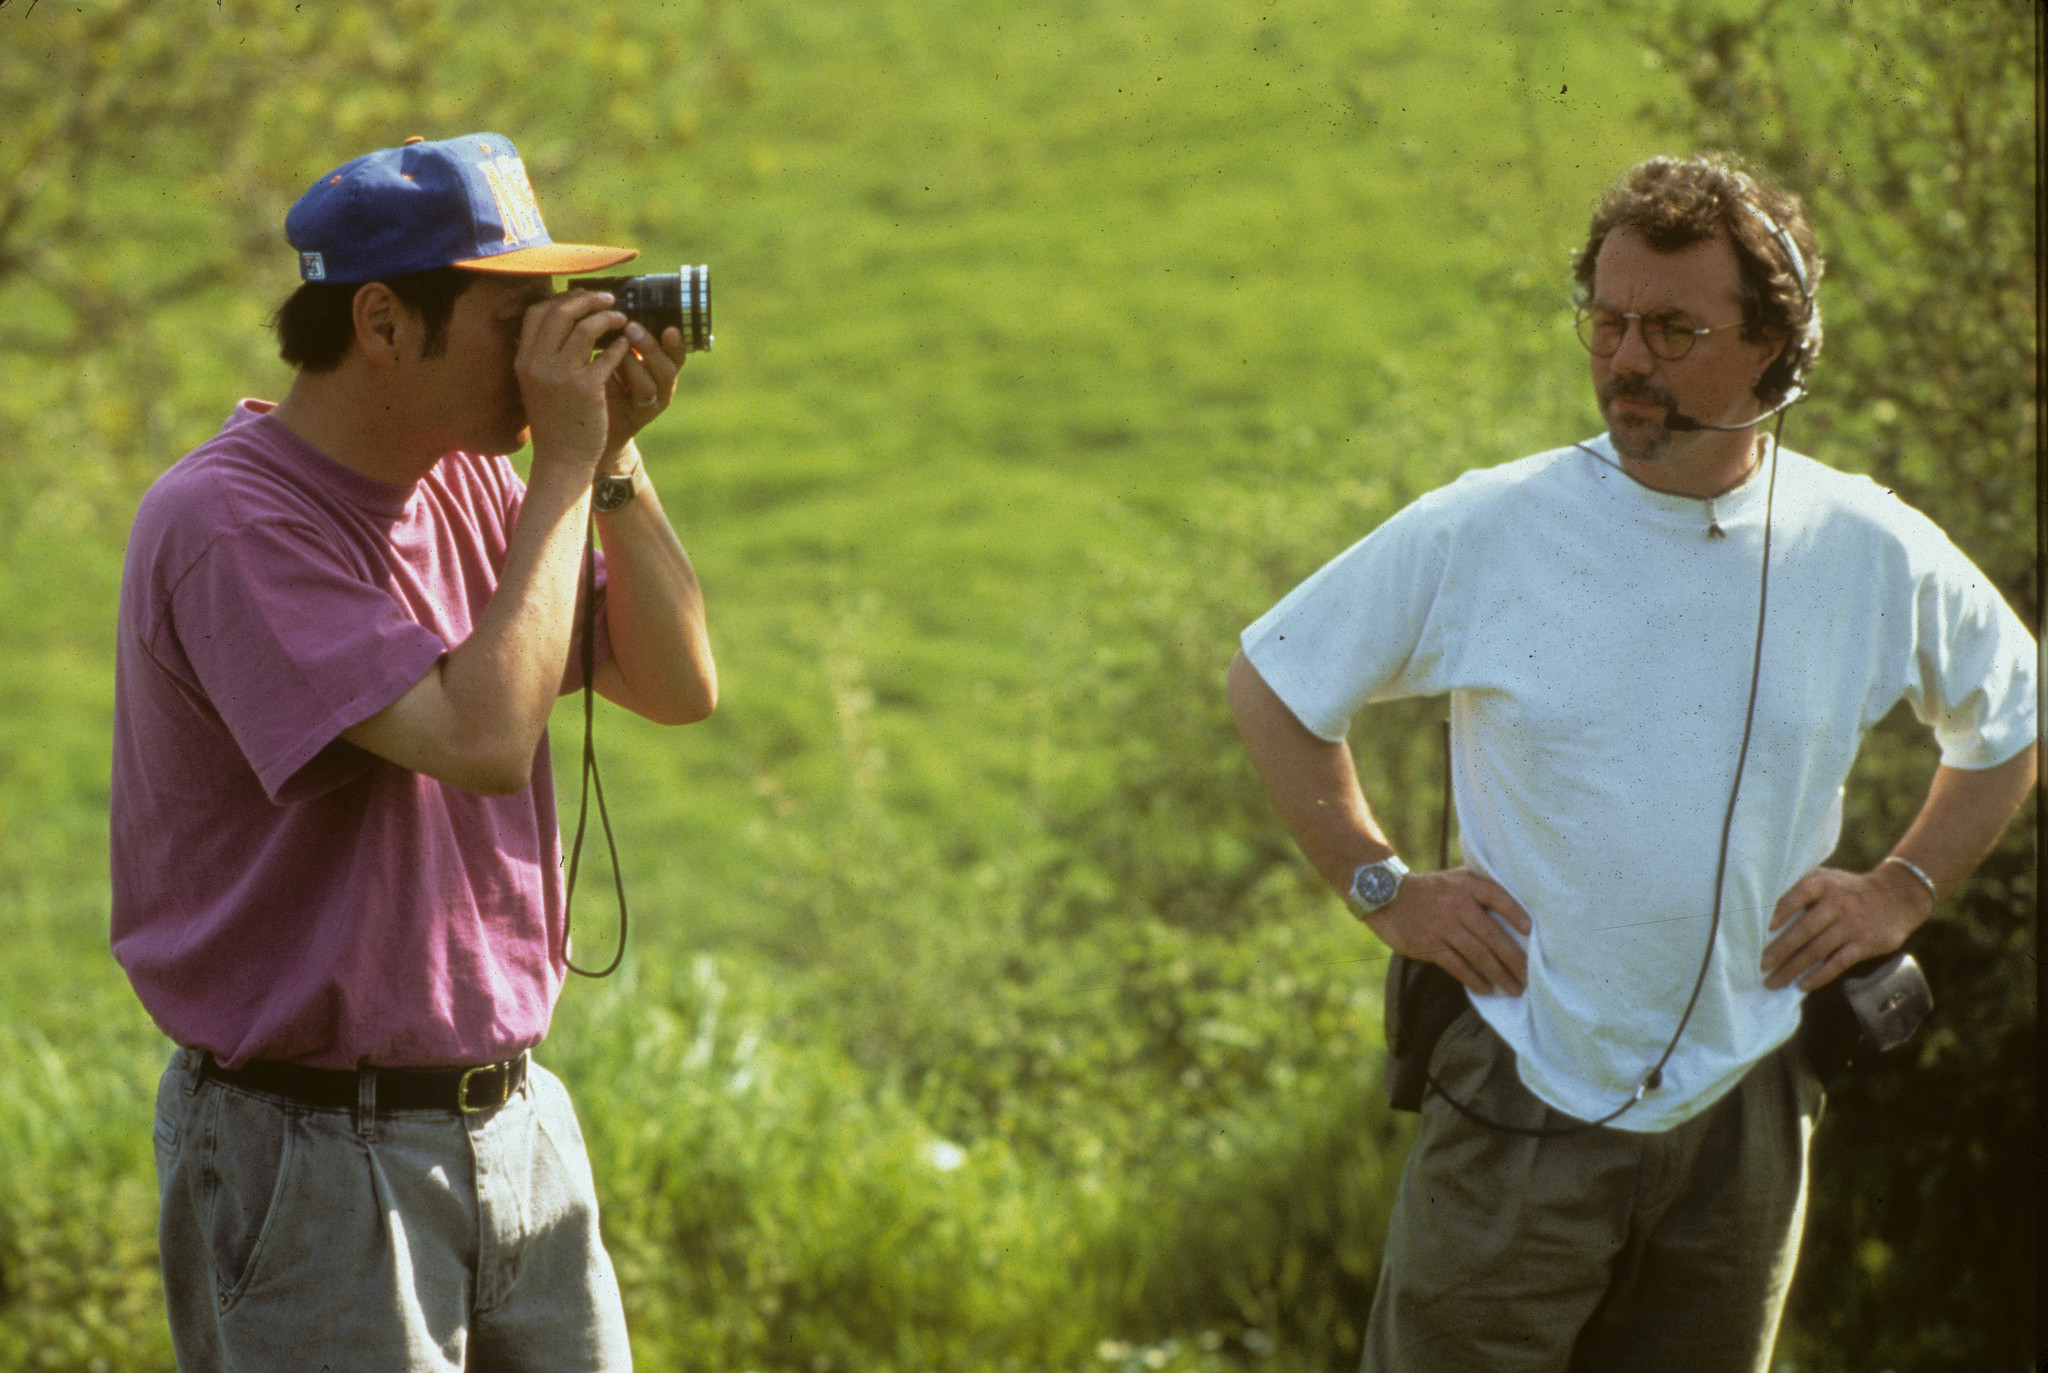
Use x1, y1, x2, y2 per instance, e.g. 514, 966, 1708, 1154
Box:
1363, 1011, 1822, 1373
153, 1048, 632, 1372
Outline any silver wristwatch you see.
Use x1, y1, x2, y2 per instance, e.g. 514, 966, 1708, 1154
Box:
1345, 855, 1409, 919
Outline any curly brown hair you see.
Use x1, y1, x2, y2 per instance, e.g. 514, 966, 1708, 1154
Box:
1572, 154, 1822, 408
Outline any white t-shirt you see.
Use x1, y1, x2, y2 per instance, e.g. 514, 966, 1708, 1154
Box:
1242, 436, 2037, 1131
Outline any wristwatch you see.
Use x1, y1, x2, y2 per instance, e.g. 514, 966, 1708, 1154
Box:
593, 472, 638, 513
1345, 855, 1409, 919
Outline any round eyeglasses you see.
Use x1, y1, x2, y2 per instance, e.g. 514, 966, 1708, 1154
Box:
1575, 306, 1742, 362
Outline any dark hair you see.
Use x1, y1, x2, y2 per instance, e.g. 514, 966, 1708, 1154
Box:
271, 266, 479, 372
1572, 153, 1823, 408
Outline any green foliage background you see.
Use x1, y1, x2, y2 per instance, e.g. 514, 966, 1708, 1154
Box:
0, 0, 2033, 1369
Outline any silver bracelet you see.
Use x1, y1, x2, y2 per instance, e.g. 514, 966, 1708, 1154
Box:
1881, 854, 1939, 902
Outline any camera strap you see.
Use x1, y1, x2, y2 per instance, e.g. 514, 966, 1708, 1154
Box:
563, 517, 629, 978
1381, 722, 1462, 1112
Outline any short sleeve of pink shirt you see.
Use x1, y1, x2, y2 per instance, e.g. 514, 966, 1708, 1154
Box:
168, 502, 445, 800
111, 401, 610, 1069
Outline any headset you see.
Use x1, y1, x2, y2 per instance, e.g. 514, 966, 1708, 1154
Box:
1399, 195, 1818, 1136
1665, 213, 1815, 435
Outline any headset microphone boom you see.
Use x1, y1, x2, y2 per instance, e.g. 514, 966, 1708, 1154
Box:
1665, 383, 1806, 433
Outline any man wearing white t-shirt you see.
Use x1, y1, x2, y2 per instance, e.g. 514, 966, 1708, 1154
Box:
1229, 154, 2036, 1371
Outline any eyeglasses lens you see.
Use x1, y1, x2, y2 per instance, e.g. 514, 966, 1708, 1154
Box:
1575, 310, 1696, 362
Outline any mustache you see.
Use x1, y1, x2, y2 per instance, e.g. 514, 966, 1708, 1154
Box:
1599, 377, 1676, 409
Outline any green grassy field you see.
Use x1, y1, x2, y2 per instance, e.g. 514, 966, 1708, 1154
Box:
1, 0, 2030, 1368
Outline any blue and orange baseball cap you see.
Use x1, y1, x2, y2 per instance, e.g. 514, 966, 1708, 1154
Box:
285, 133, 637, 284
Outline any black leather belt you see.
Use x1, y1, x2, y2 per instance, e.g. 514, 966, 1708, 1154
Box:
199, 1051, 528, 1115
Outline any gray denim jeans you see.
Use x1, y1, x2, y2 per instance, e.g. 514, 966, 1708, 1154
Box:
1362, 1011, 1822, 1373
152, 1047, 632, 1372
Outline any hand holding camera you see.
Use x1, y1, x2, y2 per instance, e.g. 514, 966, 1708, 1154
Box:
570, 267, 714, 463
516, 290, 637, 480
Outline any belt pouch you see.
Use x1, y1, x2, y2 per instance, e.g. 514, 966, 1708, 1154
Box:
1384, 953, 1470, 1112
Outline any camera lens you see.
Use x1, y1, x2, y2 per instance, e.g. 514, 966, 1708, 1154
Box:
569, 265, 713, 353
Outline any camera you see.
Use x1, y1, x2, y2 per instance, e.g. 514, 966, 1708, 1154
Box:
1799, 951, 1932, 1081
568, 265, 712, 354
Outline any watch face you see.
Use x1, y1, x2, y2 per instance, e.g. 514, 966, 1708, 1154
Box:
593, 476, 634, 512
1355, 863, 1400, 907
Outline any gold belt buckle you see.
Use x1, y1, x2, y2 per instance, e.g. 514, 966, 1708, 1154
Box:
457, 1058, 517, 1116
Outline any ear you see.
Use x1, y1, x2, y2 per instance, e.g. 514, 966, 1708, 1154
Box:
351, 283, 414, 370
1753, 328, 1791, 385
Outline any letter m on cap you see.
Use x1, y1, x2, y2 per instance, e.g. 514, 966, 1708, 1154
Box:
479, 157, 546, 245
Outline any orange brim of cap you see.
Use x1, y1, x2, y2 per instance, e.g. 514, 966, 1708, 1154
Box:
455, 243, 639, 275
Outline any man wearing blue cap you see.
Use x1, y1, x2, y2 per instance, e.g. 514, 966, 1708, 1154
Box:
112, 133, 714, 1369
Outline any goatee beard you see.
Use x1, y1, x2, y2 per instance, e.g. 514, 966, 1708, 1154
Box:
1607, 415, 1674, 463
1600, 379, 1678, 463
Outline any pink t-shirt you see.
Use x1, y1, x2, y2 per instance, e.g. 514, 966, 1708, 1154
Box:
111, 401, 608, 1069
